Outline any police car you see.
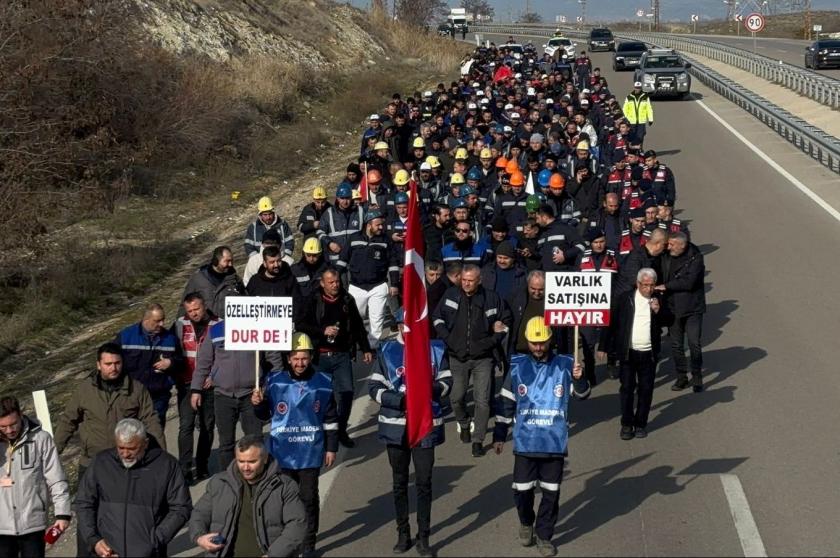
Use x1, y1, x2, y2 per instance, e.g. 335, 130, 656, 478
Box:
544, 36, 576, 59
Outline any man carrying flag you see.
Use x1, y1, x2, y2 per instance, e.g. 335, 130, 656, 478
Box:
367, 179, 451, 557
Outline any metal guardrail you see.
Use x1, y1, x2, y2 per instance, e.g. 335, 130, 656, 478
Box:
472, 24, 840, 110
471, 25, 840, 174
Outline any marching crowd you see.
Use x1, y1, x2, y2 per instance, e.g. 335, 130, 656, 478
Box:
0, 35, 707, 558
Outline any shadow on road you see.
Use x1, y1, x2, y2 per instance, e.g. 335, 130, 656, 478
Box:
555, 463, 683, 545
317, 464, 471, 554
433, 474, 513, 552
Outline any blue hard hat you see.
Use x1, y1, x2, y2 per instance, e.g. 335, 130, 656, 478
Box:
460, 185, 475, 197
394, 192, 409, 205
467, 166, 483, 181
336, 184, 352, 198
538, 169, 553, 187
364, 209, 384, 223
449, 198, 467, 209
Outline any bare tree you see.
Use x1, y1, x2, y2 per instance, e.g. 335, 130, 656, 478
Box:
396, 0, 448, 26
518, 12, 543, 24
461, 0, 494, 22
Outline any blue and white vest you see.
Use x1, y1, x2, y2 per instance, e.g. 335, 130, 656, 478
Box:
509, 353, 573, 455
266, 370, 334, 470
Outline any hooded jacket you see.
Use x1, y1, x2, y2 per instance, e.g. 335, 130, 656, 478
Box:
0, 416, 72, 536
74, 445, 191, 557
188, 458, 306, 558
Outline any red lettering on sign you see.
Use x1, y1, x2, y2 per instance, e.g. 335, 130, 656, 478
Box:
543, 310, 611, 327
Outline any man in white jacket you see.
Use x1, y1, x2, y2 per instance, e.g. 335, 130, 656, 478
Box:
0, 396, 71, 557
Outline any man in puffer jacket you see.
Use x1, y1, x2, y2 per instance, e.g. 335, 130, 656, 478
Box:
189, 434, 306, 558
0, 397, 72, 558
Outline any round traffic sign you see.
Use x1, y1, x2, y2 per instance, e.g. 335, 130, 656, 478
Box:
744, 12, 765, 33
636, 9, 645, 17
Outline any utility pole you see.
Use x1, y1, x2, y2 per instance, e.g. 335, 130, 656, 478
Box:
652, 0, 660, 31
805, 0, 812, 40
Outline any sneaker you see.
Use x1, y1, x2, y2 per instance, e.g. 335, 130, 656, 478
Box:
518, 524, 534, 547
536, 537, 557, 557
671, 376, 689, 391
634, 427, 648, 439
620, 426, 635, 440
338, 433, 356, 449
607, 363, 619, 380
393, 530, 413, 554
415, 536, 434, 557
471, 442, 485, 457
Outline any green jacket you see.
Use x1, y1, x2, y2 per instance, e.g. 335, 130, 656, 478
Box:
622, 92, 654, 125
54, 372, 165, 466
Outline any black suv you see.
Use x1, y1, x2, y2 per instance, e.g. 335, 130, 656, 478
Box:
589, 28, 615, 52
613, 41, 647, 71
805, 40, 840, 70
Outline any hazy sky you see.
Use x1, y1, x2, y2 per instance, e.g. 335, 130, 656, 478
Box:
346, 0, 839, 23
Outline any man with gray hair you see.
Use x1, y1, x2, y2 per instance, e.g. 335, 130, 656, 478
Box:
599, 268, 662, 440
75, 418, 191, 557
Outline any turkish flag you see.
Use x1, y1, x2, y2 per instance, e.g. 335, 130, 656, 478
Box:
402, 177, 434, 447
358, 163, 369, 205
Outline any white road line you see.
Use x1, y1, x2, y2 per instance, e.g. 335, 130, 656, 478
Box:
720, 474, 768, 557
695, 98, 840, 224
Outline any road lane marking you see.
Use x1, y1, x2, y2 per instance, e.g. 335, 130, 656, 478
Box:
695, 98, 840, 224
720, 474, 768, 557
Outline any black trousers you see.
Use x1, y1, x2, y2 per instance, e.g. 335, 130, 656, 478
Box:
513, 454, 565, 542
580, 326, 600, 386
620, 349, 655, 428
215, 393, 263, 470
282, 468, 320, 550
0, 531, 45, 558
669, 314, 703, 377
176, 385, 215, 475
386, 443, 435, 538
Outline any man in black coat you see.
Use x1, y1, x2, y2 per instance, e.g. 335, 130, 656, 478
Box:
75, 418, 191, 558
599, 267, 662, 440
614, 228, 667, 298
655, 232, 706, 393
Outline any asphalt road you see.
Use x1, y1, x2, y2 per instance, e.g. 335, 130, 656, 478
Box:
312, 48, 840, 557
687, 33, 840, 78
50, 45, 840, 558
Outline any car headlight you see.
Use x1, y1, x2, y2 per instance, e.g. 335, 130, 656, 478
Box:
677, 72, 689, 81
642, 73, 655, 82
818, 49, 828, 55
514, 53, 521, 59
615, 56, 624, 60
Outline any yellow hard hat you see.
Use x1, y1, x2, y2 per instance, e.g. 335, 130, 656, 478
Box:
352, 189, 362, 200
374, 141, 390, 151
426, 155, 441, 168
393, 169, 410, 186
480, 148, 493, 159
576, 141, 590, 151
525, 317, 552, 343
412, 137, 426, 149
291, 332, 314, 351
302, 238, 322, 254
312, 187, 327, 200
258, 196, 274, 213
455, 147, 469, 160
450, 173, 465, 185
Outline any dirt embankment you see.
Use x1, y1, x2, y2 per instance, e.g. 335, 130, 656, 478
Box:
0, 1, 468, 423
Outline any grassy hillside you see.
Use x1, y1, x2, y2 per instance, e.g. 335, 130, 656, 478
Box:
0, 1, 469, 405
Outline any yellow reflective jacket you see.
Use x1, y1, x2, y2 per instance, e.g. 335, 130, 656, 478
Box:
622, 92, 654, 125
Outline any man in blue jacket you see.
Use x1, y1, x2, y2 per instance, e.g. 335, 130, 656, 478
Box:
493, 317, 590, 557
114, 303, 182, 428
368, 309, 452, 557
251, 333, 338, 558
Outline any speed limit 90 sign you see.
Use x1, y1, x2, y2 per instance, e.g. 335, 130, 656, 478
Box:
744, 12, 765, 33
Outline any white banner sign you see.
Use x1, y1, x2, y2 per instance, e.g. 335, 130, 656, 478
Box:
224, 296, 293, 351
544, 272, 612, 326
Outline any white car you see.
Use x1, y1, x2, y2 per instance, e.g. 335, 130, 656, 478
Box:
544, 37, 576, 59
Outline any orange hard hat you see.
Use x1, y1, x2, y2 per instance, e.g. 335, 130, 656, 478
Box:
505, 160, 520, 174
549, 173, 565, 189
509, 171, 525, 187
367, 169, 382, 184
495, 156, 509, 169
